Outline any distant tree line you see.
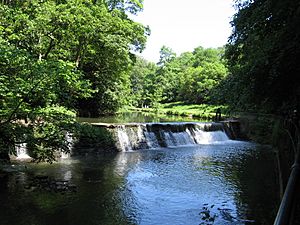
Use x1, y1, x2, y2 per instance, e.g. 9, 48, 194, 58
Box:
129, 46, 228, 108
129, 0, 300, 115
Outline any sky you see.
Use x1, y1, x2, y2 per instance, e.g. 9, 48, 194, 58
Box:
132, 0, 236, 63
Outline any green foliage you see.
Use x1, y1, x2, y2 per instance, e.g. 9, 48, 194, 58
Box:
127, 102, 228, 120
73, 123, 116, 151
179, 47, 228, 104
157, 45, 176, 67
0, 0, 147, 162
129, 46, 228, 107
129, 57, 161, 108
1, 0, 148, 117
179, 61, 228, 103
26, 107, 77, 163
219, 0, 300, 113
0, 35, 90, 162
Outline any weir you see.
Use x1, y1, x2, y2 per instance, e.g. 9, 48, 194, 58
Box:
92, 122, 231, 151
15, 143, 31, 159
13, 133, 74, 160
14, 122, 236, 158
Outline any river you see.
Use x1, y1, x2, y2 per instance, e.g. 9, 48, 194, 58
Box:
0, 113, 279, 225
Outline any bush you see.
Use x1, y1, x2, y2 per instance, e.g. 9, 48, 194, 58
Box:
72, 124, 118, 154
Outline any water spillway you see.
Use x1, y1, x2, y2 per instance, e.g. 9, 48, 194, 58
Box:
13, 122, 234, 158
15, 143, 31, 159
13, 133, 73, 160
92, 122, 231, 151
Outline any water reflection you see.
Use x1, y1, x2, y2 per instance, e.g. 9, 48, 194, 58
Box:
113, 143, 279, 225
77, 111, 206, 124
0, 142, 279, 225
113, 152, 143, 177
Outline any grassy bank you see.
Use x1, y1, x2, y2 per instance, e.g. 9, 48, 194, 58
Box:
122, 102, 228, 120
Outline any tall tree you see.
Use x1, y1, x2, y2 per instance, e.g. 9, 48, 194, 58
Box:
221, 0, 300, 113
0, 0, 148, 161
1, 0, 148, 115
0, 36, 91, 162
129, 57, 159, 107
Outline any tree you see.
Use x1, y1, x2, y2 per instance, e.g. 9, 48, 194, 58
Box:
178, 61, 227, 104
0, 37, 91, 162
221, 0, 300, 113
0, 0, 148, 161
129, 57, 160, 107
1, 0, 148, 116
129, 46, 228, 106
158, 46, 228, 104
157, 45, 176, 67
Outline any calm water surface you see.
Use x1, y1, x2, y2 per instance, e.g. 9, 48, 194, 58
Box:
0, 142, 279, 225
77, 111, 206, 124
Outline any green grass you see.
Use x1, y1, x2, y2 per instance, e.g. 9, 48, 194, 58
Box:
123, 102, 228, 120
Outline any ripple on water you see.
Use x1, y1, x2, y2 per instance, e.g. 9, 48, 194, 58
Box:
0, 141, 278, 225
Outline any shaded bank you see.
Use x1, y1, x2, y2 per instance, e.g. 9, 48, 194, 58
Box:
231, 112, 300, 224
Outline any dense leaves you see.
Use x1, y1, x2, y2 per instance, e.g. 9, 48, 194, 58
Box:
129, 57, 160, 107
219, 0, 300, 113
0, 37, 87, 162
129, 46, 228, 107
0, 0, 148, 161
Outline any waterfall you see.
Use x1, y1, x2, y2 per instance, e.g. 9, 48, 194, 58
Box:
117, 125, 132, 151
14, 133, 74, 160
16, 143, 31, 159
114, 122, 230, 152
61, 132, 73, 159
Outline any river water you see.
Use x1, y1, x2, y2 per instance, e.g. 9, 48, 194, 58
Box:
0, 141, 279, 225
77, 111, 206, 123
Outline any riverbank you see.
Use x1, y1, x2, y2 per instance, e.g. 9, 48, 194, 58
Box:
121, 102, 228, 121
121, 104, 281, 145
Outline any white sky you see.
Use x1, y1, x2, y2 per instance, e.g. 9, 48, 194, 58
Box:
132, 0, 235, 63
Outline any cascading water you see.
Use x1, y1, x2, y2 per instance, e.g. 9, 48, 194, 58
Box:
61, 132, 74, 159
117, 125, 132, 151
14, 132, 74, 160
114, 122, 231, 151
193, 129, 230, 144
13, 122, 232, 158
16, 143, 31, 159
